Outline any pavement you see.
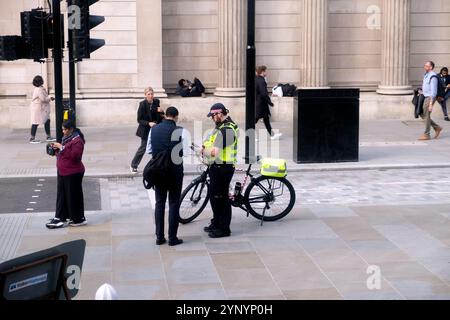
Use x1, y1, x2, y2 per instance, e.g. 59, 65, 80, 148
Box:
1, 119, 450, 179
1, 119, 450, 300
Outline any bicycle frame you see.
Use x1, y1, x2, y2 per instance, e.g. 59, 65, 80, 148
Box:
187, 150, 285, 222
230, 163, 255, 213
187, 160, 266, 215
187, 169, 209, 204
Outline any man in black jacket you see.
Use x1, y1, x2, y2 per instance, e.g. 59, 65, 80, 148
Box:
130, 87, 164, 173
176, 78, 206, 97
150, 107, 184, 246
438, 67, 450, 121
255, 66, 282, 140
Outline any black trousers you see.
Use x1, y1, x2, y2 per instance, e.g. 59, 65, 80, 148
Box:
131, 137, 148, 169
31, 119, 51, 138
56, 172, 85, 223
154, 168, 183, 241
209, 165, 235, 232
256, 115, 273, 136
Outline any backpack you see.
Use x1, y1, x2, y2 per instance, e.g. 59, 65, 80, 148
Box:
279, 83, 297, 97
142, 149, 171, 190
430, 75, 446, 99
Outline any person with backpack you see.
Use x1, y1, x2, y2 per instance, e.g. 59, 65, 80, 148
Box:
148, 107, 184, 246
438, 67, 450, 121
418, 61, 443, 141
255, 66, 282, 140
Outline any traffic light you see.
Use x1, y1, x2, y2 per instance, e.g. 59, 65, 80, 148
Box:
0, 36, 30, 61
68, 0, 105, 60
20, 9, 64, 62
20, 9, 50, 62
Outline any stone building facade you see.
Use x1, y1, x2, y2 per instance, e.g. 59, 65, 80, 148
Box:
1, 0, 450, 126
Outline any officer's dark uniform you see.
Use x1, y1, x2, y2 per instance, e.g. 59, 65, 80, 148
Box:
204, 113, 239, 238
150, 119, 184, 244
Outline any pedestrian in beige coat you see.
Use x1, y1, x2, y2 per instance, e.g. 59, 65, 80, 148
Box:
30, 75, 56, 144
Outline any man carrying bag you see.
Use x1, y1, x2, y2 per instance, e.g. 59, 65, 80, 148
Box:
143, 107, 184, 246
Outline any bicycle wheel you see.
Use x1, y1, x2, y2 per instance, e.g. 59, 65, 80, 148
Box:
244, 176, 296, 222
179, 180, 210, 224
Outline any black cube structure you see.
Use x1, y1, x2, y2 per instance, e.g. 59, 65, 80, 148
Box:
294, 89, 360, 164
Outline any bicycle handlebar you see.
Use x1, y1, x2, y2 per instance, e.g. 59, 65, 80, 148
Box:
190, 142, 260, 173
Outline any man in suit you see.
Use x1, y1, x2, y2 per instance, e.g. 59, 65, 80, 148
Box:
149, 106, 184, 246
130, 87, 164, 173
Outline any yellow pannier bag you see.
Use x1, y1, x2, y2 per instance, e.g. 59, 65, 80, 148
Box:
260, 158, 287, 178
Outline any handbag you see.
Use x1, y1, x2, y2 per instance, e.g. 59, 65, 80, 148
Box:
412, 89, 424, 119
142, 149, 171, 190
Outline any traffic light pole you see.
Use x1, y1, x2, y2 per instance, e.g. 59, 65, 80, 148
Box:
52, 0, 64, 143
68, 29, 76, 127
245, 0, 256, 164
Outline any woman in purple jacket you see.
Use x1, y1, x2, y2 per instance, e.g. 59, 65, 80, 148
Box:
46, 120, 87, 229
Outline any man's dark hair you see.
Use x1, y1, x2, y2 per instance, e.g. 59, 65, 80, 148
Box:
441, 67, 448, 74
165, 106, 179, 118
178, 79, 185, 87
428, 61, 435, 69
32, 75, 44, 87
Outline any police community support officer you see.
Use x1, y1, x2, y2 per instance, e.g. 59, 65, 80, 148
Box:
202, 103, 239, 238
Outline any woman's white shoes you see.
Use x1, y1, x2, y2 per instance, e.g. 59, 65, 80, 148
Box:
270, 133, 283, 140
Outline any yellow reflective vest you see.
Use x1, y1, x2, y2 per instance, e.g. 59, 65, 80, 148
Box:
203, 120, 238, 165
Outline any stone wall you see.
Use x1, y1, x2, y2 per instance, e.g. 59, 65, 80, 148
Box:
328, 0, 383, 90
2, 1, 450, 103
255, 0, 302, 88
409, 0, 450, 87
78, 0, 138, 95
162, 0, 219, 91
1, 94, 431, 129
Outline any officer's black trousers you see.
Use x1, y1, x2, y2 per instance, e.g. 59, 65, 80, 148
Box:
209, 165, 235, 232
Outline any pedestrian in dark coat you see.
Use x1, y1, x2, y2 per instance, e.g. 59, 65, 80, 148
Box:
255, 66, 282, 140
130, 87, 164, 173
149, 107, 184, 247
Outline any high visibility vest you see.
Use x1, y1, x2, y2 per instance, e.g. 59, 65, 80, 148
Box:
204, 121, 238, 164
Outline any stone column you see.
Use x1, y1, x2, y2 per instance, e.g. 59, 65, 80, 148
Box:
377, 0, 412, 95
214, 0, 246, 97
300, 0, 329, 88
136, 0, 166, 97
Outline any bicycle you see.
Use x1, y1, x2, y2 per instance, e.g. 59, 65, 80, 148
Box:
179, 147, 296, 226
